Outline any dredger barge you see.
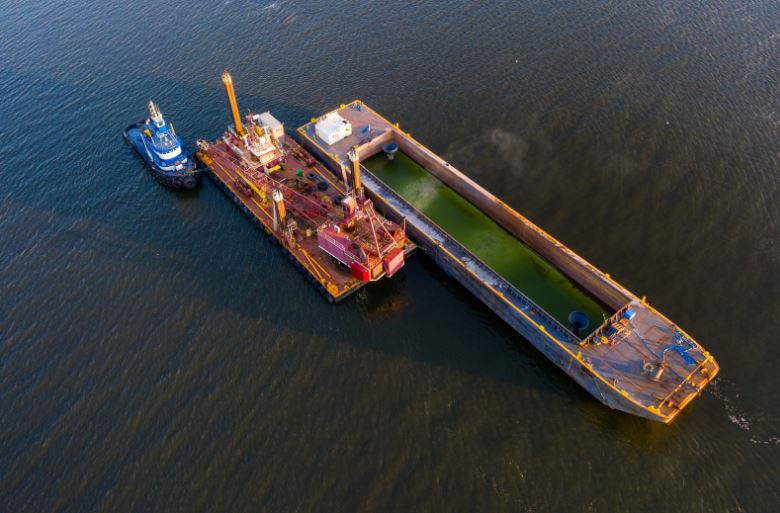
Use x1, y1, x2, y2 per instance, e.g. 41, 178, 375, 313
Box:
297, 101, 719, 423
196, 73, 413, 302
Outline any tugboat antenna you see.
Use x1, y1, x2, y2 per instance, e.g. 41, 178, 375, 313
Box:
148, 100, 164, 126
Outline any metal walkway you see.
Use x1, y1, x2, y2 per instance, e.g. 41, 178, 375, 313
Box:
360, 166, 581, 345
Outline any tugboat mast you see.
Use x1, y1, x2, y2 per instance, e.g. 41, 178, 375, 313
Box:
148, 100, 164, 127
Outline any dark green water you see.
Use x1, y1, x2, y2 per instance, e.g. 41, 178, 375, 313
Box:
1, 1, 778, 512
366, 152, 610, 330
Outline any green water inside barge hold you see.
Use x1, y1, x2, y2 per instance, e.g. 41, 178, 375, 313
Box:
365, 152, 611, 332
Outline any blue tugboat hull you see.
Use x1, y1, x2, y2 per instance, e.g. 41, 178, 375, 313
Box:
124, 122, 201, 190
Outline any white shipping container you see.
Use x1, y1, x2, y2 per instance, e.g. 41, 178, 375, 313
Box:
315, 112, 352, 145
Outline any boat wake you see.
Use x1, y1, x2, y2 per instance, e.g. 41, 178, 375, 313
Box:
259, 0, 296, 25
708, 378, 779, 445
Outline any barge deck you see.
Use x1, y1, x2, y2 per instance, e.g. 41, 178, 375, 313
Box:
198, 137, 371, 302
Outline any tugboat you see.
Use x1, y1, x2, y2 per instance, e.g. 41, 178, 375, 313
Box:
124, 101, 200, 189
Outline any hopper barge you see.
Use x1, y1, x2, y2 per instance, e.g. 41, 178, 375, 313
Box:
298, 100, 719, 423
197, 74, 413, 302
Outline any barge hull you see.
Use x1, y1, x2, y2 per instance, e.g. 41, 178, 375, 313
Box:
297, 101, 719, 422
